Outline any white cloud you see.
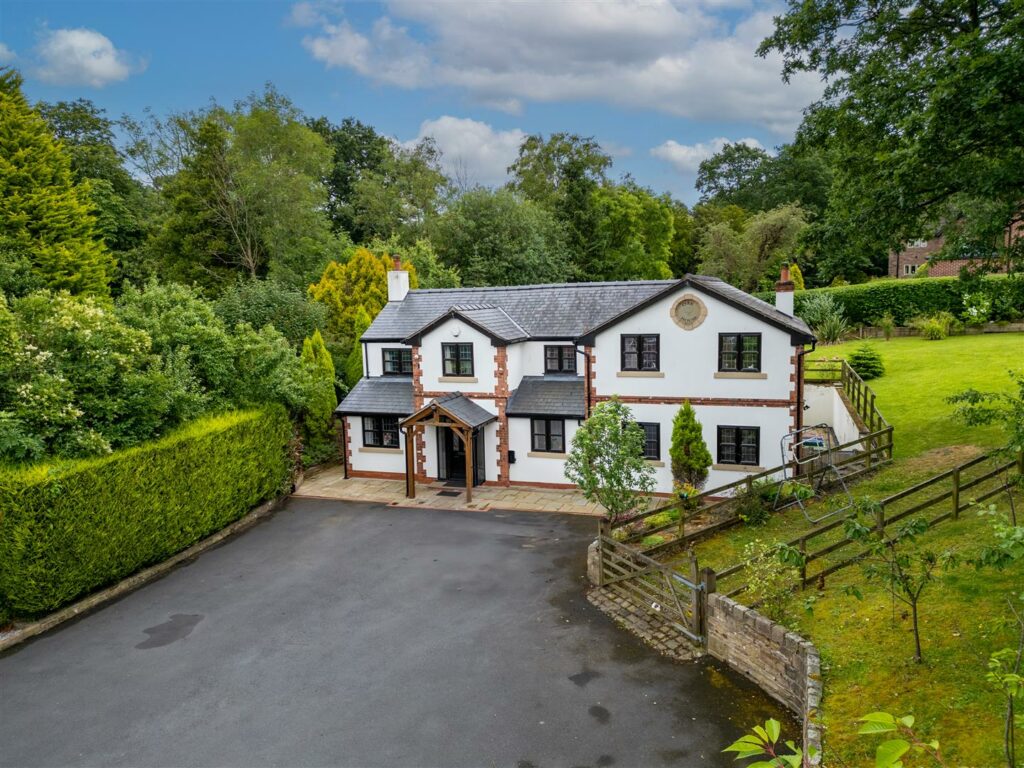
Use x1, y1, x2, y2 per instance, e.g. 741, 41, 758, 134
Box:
403, 116, 526, 187
0, 43, 16, 63
34, 28, 143, 87
294, 1, 822, 134
651, 136, 763, 174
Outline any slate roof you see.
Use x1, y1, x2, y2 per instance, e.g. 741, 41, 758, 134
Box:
506, 376, 586, 418
335, 376, 413, 416
364, 276, 814, 344
425, 393, 497, 429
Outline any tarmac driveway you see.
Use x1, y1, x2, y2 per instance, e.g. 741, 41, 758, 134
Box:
0, 498, 790, 767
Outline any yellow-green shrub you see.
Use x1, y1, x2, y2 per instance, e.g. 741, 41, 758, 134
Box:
0, 407, 292, 617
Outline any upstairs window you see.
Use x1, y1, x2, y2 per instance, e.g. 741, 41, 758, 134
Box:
363, 415, 399, 448
904, 264, 918, 275
638, 422, 661, 460
717, 426, 759, 466
442, 343, 474, 377
719, 333, 761, 373
382, 348, 412, 375
621, 334, 660, 371
544, 345, 576, 374
531, 418, 565, 453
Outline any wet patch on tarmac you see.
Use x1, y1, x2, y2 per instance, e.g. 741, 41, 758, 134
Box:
135, 613, 203, 649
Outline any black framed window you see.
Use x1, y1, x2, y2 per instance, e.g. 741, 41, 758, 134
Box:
363, 415, 399, 448
544, 345, 576, 374
639, 422, 661, 460
442, 343, 474, 376
382, 348, 412, 375
717, 426, 760, 466
718, 333, 762, 373
531, 418, 565, 453
621, 334, 659, 371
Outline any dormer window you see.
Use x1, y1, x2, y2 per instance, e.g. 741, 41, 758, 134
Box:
382, 348, 412, 375
442, 343, 474, 377
544, 345, 576, 374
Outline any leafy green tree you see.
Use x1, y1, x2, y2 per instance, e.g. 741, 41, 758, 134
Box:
214, 278, 327, 348
697, 142, 773, 208
429, 188, 570, 286
698, 204, 807, 290
299, 329, 338, 466
564, 397, 656, 522
507, 133, 612, 278
591, 185, 674, 280
359, 236, 460, 289
348, 138, 449, 243
307, 115, 392, 241
152, 86, 341, 291
0, 69, 114, 297
761, 0, 1024, 278
948, 370, 1024, 459
668, 201, 699, 277
669, 401, 712, 495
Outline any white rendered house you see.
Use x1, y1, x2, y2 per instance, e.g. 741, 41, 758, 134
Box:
335, 265, 815, 498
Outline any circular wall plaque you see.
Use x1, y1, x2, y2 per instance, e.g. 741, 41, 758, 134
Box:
671, 294, 707, 330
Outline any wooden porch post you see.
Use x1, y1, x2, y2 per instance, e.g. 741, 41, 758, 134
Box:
404, 426, 415, 499
465, 428, 473, 503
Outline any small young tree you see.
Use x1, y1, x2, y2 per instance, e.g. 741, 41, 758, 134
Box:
669, 400, 712, 503
949, 370, 1024, 459
845, 502, 959, 663
564, 397, 656, 523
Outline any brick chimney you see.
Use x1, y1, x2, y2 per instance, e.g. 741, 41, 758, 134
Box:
775, 262, 795, 316
387, 257, 409, 302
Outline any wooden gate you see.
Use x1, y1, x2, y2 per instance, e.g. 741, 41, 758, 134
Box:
596, 523, 707, 645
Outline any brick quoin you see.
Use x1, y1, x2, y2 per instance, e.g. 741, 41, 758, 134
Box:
342, 415, 353, 477
494, 346, 511, 486
586, 345, 597, 411
410, 345, 428, 481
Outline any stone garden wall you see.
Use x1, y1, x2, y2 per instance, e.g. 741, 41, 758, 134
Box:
706, 593, 822, 765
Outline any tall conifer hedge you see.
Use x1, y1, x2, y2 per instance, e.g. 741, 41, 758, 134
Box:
0, 407, 292, 617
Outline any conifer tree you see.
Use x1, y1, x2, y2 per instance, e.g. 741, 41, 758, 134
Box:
300, 329, 338, 465
344, 306, 372, 387
669, 401, 712, 494
0, 69, 113, 296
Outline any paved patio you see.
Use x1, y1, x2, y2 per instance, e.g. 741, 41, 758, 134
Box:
295, 465, 607, 515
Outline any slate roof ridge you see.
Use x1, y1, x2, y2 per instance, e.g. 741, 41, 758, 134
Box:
405, 278, 677, 295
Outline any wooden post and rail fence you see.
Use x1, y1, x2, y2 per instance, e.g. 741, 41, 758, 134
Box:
608, 358, 892, 557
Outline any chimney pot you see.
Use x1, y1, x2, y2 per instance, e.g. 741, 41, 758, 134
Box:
392, 256, 401, 270
775, 261, 796, 316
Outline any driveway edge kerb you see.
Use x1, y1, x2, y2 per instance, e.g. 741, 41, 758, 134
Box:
0, 494, 287, 655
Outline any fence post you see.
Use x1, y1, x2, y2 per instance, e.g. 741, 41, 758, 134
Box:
699, 567, 717, 646
688, 549, 700, 635
951, 467, 961, 519
798, 536, 808, 587
875, 501, 886, 534
1018, 450, 1024, 476
597, 519, 607, 586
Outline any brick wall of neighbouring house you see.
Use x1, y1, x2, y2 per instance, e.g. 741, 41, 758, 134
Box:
888, 237, 946, 278
706, 594, 822, 764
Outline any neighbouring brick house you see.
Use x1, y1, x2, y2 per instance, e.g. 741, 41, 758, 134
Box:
335, 265, 815, 498
889, 219, 1022, 278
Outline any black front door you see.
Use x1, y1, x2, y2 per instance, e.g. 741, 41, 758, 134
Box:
446, 429, 466, 482
438, 428, 485, 486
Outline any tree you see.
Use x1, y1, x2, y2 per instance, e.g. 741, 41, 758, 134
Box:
696, 142, 772, 208
0, 69, 114, 297
669, 401, 712, 496
214, 278, 327, 348
308, 247, 417, 341
844, 504, 958, 663
507, 133, 612, 278
591, 185, 674, 280
344, 306, 372, 387
348, 138, 449, 243
359, 236, 460, 289
307, 116, 392, 240
151, 86, 341, 291
564, 397, 656, 522
429, 188, 570, 286
760, 0, 1024, 277
948, 371, 1024, 458
299, 329, 337, 466
697, 204, 807, 290
667, 201, 699, 277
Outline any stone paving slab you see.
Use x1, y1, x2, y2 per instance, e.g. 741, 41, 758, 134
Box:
587, 587, 703, 664
295, 465, 606, 516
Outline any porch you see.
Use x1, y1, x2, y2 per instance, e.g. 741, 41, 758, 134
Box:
294, 466, 606, 516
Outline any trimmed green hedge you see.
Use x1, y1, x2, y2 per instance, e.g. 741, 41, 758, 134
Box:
0, 407, 292, 617
756, 275, 1024, 325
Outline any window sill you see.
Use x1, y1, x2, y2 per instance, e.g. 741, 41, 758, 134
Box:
527, 451, 568, 459
360, 446, 403, 454
712, 463, 765, 473
714, 371, 767, 380
645, 460, 665, 467
439, 376, 478, 383
616, 371, 665, 378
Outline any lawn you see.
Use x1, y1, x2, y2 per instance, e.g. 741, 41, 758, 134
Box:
809, 333, 1023, 458
688, 332, 1024, 764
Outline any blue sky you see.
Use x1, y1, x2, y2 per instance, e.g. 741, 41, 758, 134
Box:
0, 0, 822, 203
